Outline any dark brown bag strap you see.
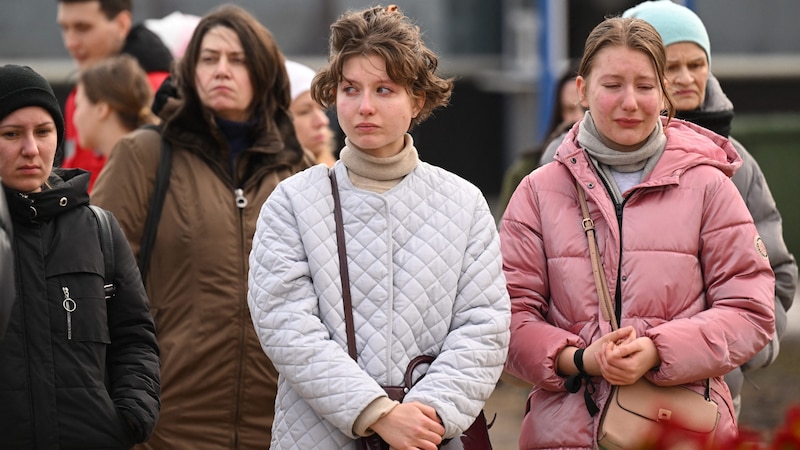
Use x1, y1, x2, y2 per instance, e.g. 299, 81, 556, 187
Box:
330, 169, 358, 361
576, 179, 618, 330
138, 124, 171, 287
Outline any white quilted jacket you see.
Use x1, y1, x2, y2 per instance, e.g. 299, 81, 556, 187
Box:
248, 161, 510, 449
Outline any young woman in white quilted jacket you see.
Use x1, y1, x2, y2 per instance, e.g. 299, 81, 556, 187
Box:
247, 5, 511, 449
500, 16, 774, 449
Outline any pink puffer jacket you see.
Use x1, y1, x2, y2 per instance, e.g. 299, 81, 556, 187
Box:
499, 118, 775, 450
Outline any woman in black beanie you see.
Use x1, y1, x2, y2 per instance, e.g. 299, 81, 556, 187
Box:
0, 64, 160, 449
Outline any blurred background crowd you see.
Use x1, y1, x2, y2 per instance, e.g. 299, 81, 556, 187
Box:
3, 0, 798, 230
2, 1, 798, 448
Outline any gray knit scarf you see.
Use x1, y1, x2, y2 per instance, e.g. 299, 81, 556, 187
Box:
578, 112, 666, 201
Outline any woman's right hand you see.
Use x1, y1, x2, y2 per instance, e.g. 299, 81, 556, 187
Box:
371, 401, 445, 450
595, 332, 661, 385
583, 326, 637, 377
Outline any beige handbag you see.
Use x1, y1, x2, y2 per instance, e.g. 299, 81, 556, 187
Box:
574, 180, 720, 449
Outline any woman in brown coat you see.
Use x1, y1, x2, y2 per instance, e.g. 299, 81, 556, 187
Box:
91, 4, 313, 449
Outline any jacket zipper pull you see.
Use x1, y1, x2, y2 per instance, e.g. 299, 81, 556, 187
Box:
62, 286, 76, 340
234, 188, 248, 209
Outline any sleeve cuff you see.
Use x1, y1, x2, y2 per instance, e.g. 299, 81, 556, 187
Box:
353, 397, 399, 437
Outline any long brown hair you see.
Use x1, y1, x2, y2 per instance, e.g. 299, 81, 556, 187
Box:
169, 3, 303, 168
177, 4, 291, 128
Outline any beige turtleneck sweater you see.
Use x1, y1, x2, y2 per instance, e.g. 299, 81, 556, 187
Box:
341, 134, 428, 437
339, 134, 419, 193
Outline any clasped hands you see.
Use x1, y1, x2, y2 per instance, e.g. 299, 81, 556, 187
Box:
574, 326, 662, 386
371, 401, 445, 450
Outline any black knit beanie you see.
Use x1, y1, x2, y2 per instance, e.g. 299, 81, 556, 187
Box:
0, 65, 65, 150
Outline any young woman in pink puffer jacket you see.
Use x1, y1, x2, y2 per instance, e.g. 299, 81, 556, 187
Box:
500, 16, 774, 450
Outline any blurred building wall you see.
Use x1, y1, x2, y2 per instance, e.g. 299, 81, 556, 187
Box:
2, 0, 798, 219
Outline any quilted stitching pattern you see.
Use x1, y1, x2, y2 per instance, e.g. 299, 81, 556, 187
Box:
248, 163, 510, 448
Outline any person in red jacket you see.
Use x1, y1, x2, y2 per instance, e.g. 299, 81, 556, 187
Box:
56, 0, 172, 190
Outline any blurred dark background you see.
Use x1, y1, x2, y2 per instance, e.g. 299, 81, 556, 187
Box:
3, 0, 798, 257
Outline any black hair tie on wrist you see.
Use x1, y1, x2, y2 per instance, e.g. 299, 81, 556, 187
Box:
565, 348, 599, 416
574, 348, 586, 373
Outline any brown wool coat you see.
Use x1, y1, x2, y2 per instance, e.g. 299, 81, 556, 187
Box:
92, 100, 314, 449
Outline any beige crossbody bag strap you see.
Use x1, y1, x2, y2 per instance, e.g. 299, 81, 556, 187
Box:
575, 180, 618, 330
575, 179, 713, 405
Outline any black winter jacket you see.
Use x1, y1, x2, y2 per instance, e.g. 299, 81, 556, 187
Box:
0, 169, 160, 449
0, 185, 12, 338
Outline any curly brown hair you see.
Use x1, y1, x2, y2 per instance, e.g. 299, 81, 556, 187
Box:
311, 4, 453, 129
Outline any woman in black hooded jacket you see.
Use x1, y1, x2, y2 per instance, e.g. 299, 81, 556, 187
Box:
0, 187, 12, 338
0, 64, 159, 449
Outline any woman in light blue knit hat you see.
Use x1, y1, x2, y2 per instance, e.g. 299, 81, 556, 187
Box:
624, 0, 798, 420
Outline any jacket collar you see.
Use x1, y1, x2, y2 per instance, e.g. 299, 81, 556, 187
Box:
556, 116, 742, 186
4, 169, 90, 224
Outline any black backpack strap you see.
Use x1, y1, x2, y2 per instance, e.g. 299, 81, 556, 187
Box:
138, 124, 172, 286
89, 205, 116, 300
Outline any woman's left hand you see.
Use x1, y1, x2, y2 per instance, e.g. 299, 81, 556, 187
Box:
372, 402, 444, 450
594, 336, 661, 385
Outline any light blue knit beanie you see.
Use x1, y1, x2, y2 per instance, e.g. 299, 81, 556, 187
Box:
623, 0, 710, 64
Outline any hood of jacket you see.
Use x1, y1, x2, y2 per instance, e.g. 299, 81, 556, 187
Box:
555, 115, 742, 182
122, 24, 173, 73
5, 169, 90, 225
